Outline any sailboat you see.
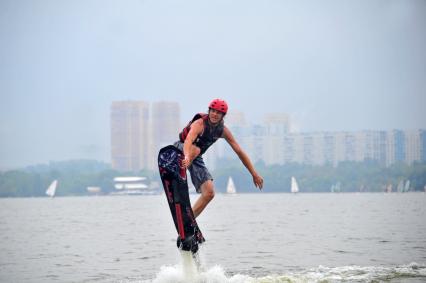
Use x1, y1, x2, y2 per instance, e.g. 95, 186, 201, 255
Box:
291, 176, 299, 193
226, 177, 237, 194
404, 180, 410, 192
46, 180, 58, 198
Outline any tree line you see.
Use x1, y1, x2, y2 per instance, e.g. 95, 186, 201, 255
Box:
0, 159, 425, 197
214, 159, 426, 193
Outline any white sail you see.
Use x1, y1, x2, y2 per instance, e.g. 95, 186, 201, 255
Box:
46, 180, 58, 197
226, 177, 237, 194
404, 180, 410, 192
291, 176, 299, 193
335, 182, 341, 193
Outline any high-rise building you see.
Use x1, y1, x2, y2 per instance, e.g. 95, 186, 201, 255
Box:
264, 113, 290, 136
291, 134, 305, 163
405, 130, 422, 164
421, 130, 426, 162
110, 101, 150, 172
150, 101, 181, 169
261, 113, 290, 165
385, 130, 397, 166
307, 133, 325, 165
323, 132, 336, 165
151, 101, 181, 147
232, 125, 265, 165
393, 130, 406, 163
354, 131, 387, 165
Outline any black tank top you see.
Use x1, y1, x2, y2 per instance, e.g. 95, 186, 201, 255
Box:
179, 113, 224, 155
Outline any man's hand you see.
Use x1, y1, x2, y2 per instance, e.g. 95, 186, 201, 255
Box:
182, 156, 191, 168
253, 173, 263, 190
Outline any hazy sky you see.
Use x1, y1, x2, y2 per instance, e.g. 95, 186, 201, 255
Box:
1, 0, 425, 169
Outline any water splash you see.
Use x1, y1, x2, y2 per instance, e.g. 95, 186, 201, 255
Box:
151, 249, 238, 283
150, 262, 426, 283
152, 264, 248, 283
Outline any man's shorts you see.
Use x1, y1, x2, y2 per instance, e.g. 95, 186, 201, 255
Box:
173, 141, 213, 193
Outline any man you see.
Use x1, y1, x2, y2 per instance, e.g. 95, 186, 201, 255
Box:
174, 99, 264, 218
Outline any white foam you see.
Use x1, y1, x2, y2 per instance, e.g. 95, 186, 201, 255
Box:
151, 260, 426, 283
152, 249, 253, 283
152, 264, 253, 283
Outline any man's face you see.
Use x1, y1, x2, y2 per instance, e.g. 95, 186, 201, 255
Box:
208, 108, 225, 124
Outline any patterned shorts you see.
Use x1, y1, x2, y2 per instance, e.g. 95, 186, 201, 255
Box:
173, 141, 213, 193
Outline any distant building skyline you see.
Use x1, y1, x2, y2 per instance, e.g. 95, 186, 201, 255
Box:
258, 130, 422, 167
207, 113, 426, 169
110, 101, 426, 172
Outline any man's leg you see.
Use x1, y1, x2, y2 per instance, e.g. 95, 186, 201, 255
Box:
192, 180, 215, 218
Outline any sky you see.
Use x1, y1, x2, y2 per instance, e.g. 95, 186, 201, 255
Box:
1, 0, 425, 169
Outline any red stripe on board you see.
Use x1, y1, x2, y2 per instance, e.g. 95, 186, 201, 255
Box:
164, 180, 172, 203
175, 203, 185, 240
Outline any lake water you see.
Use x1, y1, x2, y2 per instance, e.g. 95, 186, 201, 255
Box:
0, 193, 425, 282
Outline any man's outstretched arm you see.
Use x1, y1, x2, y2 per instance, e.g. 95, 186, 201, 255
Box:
223, 127, 263, 189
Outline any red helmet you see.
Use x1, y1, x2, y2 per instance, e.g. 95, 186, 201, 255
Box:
208, 99, 228, 114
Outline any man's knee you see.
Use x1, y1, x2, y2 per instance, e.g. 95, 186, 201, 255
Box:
201, 181, 215, 201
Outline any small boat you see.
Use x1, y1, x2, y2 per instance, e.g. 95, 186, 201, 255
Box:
291, 176, 299, 193
111, 176, 157, 195
226, 177, 237, 194
46, 180, 58, 198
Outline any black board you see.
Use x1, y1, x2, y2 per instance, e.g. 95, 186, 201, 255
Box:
158, 145, 205, 253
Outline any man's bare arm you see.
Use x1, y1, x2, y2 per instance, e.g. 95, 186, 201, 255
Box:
223, 127, 263, 189
182, 119, 203, 168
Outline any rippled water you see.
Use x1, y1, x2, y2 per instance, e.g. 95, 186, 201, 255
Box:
0, 193, 425, 282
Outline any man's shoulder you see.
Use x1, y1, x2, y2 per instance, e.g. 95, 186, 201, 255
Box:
187, 113, 206, 125
191, 118, 204, 128
221, 125, 231, 138
192, 113, 207, 120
